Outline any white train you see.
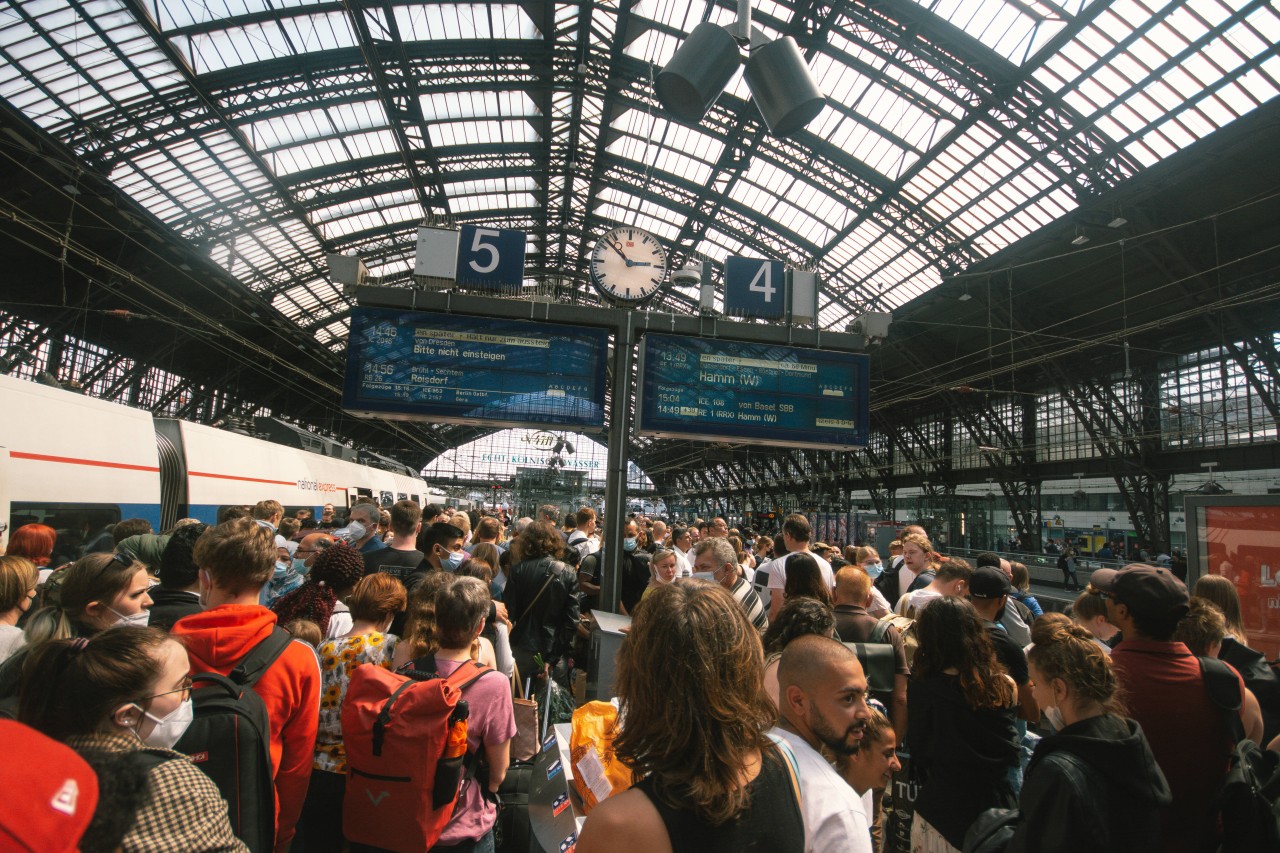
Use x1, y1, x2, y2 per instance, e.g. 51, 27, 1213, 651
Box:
0, 374, 440, 552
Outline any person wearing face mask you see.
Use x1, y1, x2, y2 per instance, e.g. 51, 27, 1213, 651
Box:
852, 545, 893, 617
298, 573, 407, 853
640, 548, 679, 602
416, 519, 469, 575
17, 627, 249, 852
1001, 620, 1171, 853
616, 518, 653, 615
503, 520, 579, 678
0, 556, 38, 662
61, 551, 155, 635
271, 544, 367, 638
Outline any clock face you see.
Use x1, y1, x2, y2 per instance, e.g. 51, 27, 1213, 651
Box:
589, 226, 668, 303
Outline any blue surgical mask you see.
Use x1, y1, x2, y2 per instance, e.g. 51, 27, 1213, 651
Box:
274, 559, 289, 577
622, 537, 638, 552
865, 562, 885, 580
292, 557, 309, 575
441, 549, 466, 572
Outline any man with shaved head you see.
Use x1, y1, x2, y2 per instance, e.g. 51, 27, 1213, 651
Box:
769, 634, 874, 853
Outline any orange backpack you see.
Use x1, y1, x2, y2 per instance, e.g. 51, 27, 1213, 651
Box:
341, 656, 492, 853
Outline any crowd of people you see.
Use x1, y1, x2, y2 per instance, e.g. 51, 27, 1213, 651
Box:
1, 502, 1277, 853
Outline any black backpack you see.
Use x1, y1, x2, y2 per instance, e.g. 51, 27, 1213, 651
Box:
1199, 657, 1280, 852
175, 627, 293, 853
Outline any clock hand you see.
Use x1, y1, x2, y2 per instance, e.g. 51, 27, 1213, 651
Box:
628, 261, 653, 267
609, 241, 630, 263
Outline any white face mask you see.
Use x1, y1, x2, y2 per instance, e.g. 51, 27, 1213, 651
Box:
133, 697, 194, 749
107, 606, 150, 630
1043, 705, 1065, 732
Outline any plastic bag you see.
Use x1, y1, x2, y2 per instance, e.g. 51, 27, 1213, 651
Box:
569, 701, 634, 813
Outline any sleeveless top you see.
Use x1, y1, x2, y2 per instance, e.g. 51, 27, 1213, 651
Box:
633, 742, 805, 853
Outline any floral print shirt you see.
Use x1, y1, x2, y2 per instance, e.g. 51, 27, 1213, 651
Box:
314, 631, 399, 773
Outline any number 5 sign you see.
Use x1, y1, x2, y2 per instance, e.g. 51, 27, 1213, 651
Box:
723, 256, 786, 319
455, 225, 527, 290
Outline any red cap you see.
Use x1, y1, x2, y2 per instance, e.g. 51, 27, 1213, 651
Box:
0, 720, 99, 852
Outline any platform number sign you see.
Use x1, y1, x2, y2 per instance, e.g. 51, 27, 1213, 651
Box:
454, 225, 527, 290
723, 256, 786, 319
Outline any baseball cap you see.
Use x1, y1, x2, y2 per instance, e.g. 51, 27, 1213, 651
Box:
0, 720, 99, 852
1088, 564, 1188, 620
969, 565, 1013, 599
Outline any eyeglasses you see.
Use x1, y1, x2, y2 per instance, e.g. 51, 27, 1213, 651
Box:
140, 676, 192, 702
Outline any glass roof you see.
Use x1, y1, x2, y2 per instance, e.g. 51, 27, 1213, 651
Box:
0, 0, 1275, 341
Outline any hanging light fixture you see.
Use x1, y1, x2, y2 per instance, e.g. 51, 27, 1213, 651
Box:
655, 1, 825, 138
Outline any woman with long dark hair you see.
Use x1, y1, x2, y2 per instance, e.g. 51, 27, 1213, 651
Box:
577, 581, 805, 852
907, 595, 1019, 853
782, 552, 833, 608
1005, 620, 1170, 852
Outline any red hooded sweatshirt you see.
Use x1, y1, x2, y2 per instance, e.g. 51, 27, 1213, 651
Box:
172, 604, 320, 852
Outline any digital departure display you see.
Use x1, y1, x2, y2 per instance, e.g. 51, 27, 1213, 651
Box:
343, 308, 608, 429
636, 334, 869, 448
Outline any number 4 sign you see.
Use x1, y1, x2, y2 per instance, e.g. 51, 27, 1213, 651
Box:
455, 225, 527, 290
723, 257, 786, 319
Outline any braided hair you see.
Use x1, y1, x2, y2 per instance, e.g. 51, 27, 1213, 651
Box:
271, 542, 365, 635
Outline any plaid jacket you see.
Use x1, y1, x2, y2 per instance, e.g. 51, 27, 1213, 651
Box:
66, 732, 248, 853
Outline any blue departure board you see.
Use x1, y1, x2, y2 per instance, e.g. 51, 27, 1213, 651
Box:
343, 308, 608, 429
636, 334, 869, 448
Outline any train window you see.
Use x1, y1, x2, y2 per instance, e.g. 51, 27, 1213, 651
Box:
411, 494, 420, 504
9, 502, 123, 566
379, 491, 394, 508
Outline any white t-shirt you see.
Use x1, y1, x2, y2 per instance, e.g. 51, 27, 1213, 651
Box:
0, 624, 25, 664
770, 728, 872, 853
325, 601, 353, 639
895, 588, 941, 618
674, 549, 692, 578
868, 586, 892, 616
765, 550, 834, 593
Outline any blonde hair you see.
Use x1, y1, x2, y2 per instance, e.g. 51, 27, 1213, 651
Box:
1192, 575, 1248, 646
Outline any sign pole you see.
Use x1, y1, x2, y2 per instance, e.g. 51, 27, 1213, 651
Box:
600, 312, 633, 614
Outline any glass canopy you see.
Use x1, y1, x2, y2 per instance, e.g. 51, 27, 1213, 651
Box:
0, 0, 1275, 349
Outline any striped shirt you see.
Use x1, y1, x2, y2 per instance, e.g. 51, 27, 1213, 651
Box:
730, 575, 769, 632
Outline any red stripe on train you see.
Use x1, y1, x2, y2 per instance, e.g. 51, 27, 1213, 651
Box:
189, 471, 296, 487
10, 451, 160, 473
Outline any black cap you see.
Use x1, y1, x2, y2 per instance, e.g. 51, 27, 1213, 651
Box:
969, 566, 1012, 599
1089, 565, 1188, 621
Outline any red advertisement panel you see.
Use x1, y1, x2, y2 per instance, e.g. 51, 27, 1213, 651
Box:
1204, 505, 1280, 660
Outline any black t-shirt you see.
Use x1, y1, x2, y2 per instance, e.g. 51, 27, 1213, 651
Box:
985, 621, 1029, 685
363, 547, 425, 582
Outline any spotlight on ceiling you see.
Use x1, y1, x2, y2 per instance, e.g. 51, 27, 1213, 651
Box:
1071, 227, 1090, 246
1107, 215, 1128, 228
653, 22, 741, 125
655, 5, 825, 138
742, 36, 826, 138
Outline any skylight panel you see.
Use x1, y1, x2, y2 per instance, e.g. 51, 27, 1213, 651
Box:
451, 192, 537, 215
428, 119, 537, 148
420, 90, 540, 121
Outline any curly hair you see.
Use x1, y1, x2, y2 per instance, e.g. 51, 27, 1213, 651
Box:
271, 542, 365, 635
613, 581, 775, 826
1173, 596, 1227, 657
1028, 618, 1125, 715
782, 553, 833, 608
913, 595, 1014, 710
763, 595, 836, 656
513, 520, 563, 563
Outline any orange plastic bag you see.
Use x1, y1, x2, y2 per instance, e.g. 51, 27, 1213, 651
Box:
569, 701, 633, 813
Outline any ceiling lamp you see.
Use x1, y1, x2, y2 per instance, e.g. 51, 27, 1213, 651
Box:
655, 2, 825, 138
